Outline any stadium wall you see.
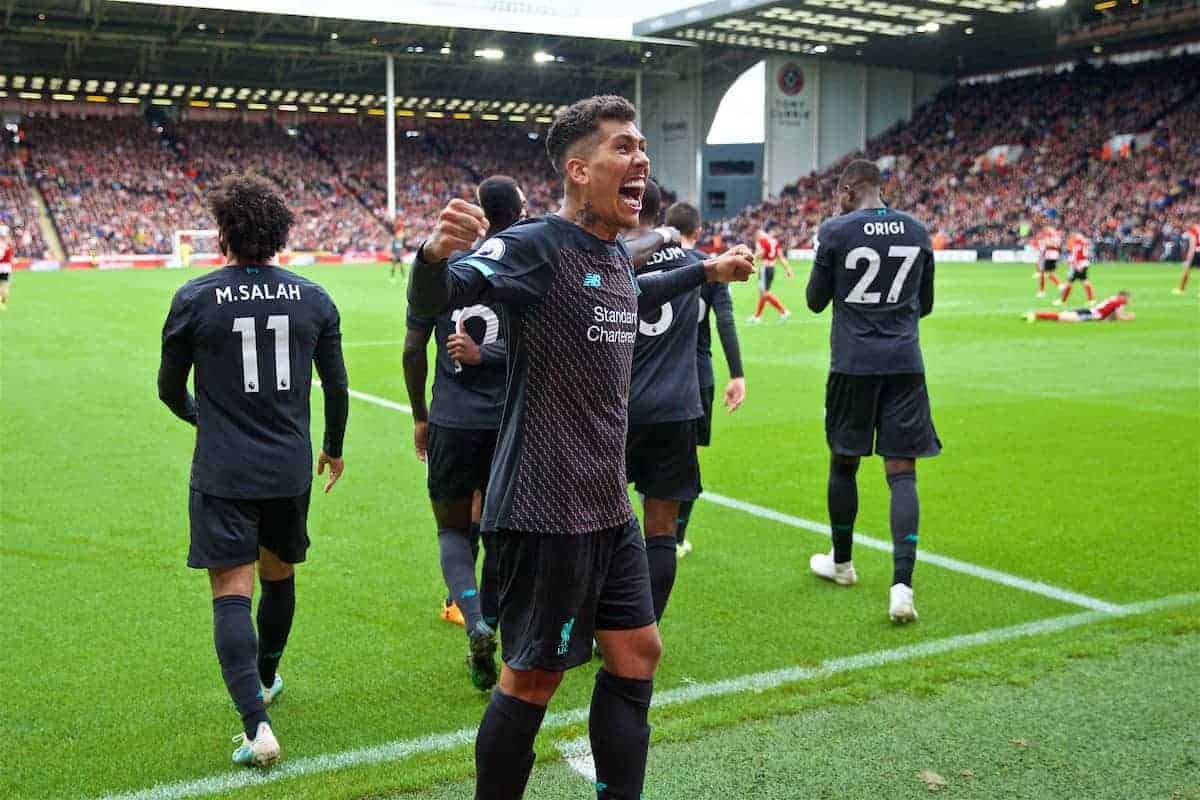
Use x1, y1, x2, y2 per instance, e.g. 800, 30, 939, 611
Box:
763, 56, 949, 195
641, 55, 706, 206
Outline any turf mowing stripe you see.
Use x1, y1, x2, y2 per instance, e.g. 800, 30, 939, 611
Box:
332, 384, 1124, 613
700, 492, 1127, 615
342, 340, 406, 348
91, 592, 1197, 800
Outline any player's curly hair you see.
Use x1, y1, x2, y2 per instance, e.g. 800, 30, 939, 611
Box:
208, 173, 295, 264
546, 95, 637, 178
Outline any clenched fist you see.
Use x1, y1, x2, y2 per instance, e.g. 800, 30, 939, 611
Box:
703, 245, 756, 284
421, 199, 489, 264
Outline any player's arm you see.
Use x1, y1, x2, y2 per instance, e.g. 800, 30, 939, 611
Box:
779, 251, 795, 279
635, 246, 755, 311
806, 236, 835, 312
712, 282, 746, 412
402, 318, 434, 462
477, 338, 507, 367
919, 251, 935, 318
157, 288, 198, 426
1186, 234, 1197, 264
313, 303, 349, 493
626, 226, 680, 268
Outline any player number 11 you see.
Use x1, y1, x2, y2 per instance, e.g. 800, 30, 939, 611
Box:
232, 315, 291, 393
844, 245, 921, 305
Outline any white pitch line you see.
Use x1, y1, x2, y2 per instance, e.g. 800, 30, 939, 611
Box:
91, 592, 1198, 800
700, 492, 1126, 615
332, 384, 1124, 613
556, 737, 598, 784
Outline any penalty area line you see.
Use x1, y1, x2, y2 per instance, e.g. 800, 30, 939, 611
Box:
91, 592, 1198, 800
699, 492, 1126, 615
332, 383, 1123, 613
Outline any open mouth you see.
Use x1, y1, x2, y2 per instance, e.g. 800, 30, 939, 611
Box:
619, 179, 645, 213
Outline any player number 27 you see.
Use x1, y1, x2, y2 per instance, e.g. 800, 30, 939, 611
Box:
232, 315, 291, 393
844, 246, 921, 304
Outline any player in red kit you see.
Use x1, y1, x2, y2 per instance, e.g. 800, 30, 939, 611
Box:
1173, 223, 1199, 295
1054, 233, 1094, 306
0, 225, 14, 310
747, 227, 793, 323
1032, 223, 1064, 298
1026, 290, 1133, 323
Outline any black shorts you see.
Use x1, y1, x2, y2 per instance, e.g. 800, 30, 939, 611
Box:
0, 271, 10, 282
1041, 258, 1058, 272
188, 489, 311, 569
626, 420, 701, 501
1190, 252, 1200, 268
825, 372, 941, 459
426, 423, 498, 502
696, 384, 716, 447
1067, 266, 1089, 282
759, 266, 776, 292
496, 521, 655, 671
1074, 308, 1096, 320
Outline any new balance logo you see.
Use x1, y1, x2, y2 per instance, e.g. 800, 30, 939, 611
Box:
583, 273, 602, 288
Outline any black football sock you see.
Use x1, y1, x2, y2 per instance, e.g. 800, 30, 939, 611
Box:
439, 528, 483, 632
590, 669, 653, 800
887, 470, 919, 587
213, 595, 269, 739
479, 531, 500, 629
675, 500, 694, 545
828, 458, 860, 564
256, 574, 295, 688
475, 689, 546, 800
644, 534, 678, 622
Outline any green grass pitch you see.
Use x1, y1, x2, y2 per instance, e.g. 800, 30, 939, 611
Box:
1, 261, 1197, 800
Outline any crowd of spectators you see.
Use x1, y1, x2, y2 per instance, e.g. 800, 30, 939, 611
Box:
709, 55, 1200, 254
0, 145, 47, 258
2, 53, 1196, 261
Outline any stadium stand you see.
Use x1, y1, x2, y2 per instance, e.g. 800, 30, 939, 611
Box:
2, 54, 1196, 261
709, 55, 1200, 255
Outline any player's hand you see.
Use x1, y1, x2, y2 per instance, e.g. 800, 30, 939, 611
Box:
447, 332, 482, 365
785, 266, 795, 280
413, 420, 429, 463
723, 377, 746, 413
316, 451, 345, 494
421, 199, 488, 263
653, 225, 682, 246
704, 245, 755, 284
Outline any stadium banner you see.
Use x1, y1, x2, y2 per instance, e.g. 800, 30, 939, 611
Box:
765, 57, 819, 195
991, 249, 1039, 263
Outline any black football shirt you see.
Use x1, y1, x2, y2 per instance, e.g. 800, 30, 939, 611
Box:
807, 207, 935, 375
697, 276, 741, 390
629, 244, 703, 424
406, 283, 506, 431
159, 265, 348, 499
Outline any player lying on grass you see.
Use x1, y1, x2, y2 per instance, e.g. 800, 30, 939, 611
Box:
403, 175, 526, 692
1025, 291, 1134, 323
672, 200, 745, 559
1174, 222, 1199, 295
409, 94, 754, 800
806, 159, 939, 625
158, 173, 349, 768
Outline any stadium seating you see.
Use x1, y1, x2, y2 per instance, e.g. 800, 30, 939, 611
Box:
712, 54, 1200, 253
0, 149, 47, 259
1, 54, 1196, 260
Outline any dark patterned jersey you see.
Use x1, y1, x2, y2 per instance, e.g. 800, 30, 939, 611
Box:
159, 265, 347, 499
452, 215, 640, 534
809, 207, 934, 375
629, 244, 703, 424
406, 286, 505, 431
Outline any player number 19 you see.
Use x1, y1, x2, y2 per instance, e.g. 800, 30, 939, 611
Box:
232, 315, 291, 393
844, 246, 921, 305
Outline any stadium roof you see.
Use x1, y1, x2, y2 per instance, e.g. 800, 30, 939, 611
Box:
0, 1, 695, 108
633, 0, 1200, 74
